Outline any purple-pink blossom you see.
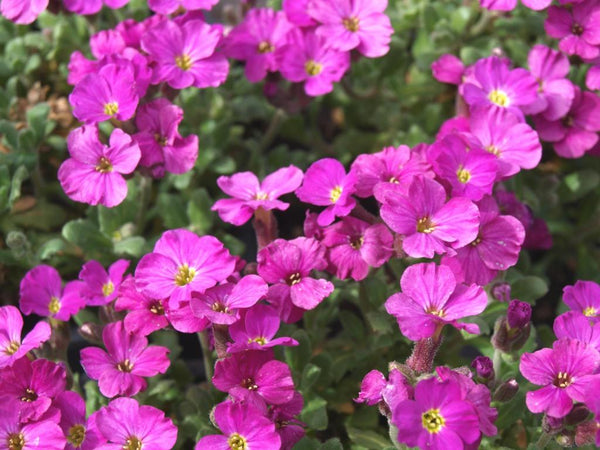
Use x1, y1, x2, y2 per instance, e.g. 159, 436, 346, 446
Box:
0, 400, 65, 450
79, 259, 129, 306
545, 3, 600, 60
0, 0, 48, 24
0, 305, 51, 369
562, 280, 600, 322
55, 391, 106, 450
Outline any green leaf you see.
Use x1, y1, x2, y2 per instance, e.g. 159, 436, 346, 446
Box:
8, 165, 28, 206
156, 193, 188, 229
347, 427, 392, 449
187, 188, 214, 235
62, 219, 112, 256
113, 236, 146, 257
26, 103, 50, 139
300, 363, 322, 391
300, 396, 328, 430
510, 276, 548, 304
37, 238, 66, 260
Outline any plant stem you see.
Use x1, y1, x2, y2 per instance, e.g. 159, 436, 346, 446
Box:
135, 175, 152, 234
492, 348, 503, 382
535, 431, 552, 449
197, 331, 213, 381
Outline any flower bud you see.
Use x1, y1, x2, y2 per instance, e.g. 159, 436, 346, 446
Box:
507, 300, 532, 329
565, 404, 591, 426
471, 356, 494, 382
542, 415, 563, 435
491, 282, 511, 302
78, 322, 104, 344
575, 421, 599, 446
556, 430, 575, 447
493, 378, 518, 402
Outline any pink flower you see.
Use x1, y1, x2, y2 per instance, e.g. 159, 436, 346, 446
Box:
212, 351, 295, 406
0, 357, 66, 422
480, 0, 552, 11
195, 401, 281, 450
554, 311, 600, 353
257, 237, 334, 322
79, 259, 129, 306
562, 280, 600, 322
278, 29, 350, 96
58, 126, 141, 207
533, 86, 600, 158
80, 321, 170, 398
587, 65, 600, 90
296, 158, 356, 226
224, 8, 294, 82
321, 216, 393, 281
19, 265, 85, 320
133, 98, 198, 176
69, 63, 139, 124
520, 338, 600, 418
114, 279, 169, 336
55, 391, 106, 450
385, 262, 488, 341
308, 0, 393, 58
141, 19, 229, 89
432, 54, 465, 85
283, 0, 315, 27
522, 44, 575, 120
0, 305, 51, 369
212, 166, 303, 226
0, 400, 65, 450
355, 369, 412, 410
392, 376, 481, 449
378, 176, 480, 258
135, 229, 236, 305
63, 0, 129, 15
95, 397, 178, 449
269, 392, 305, 450
545, 3, 600, 60
190, 275, 268, 325
227, 304, 299, 353
0, 0, 48, 24
148, 0, 218, 14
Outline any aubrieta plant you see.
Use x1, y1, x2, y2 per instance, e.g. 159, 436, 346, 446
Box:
1, 0, 600, 449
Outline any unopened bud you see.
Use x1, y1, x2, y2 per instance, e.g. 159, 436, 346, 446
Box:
472, 356, 494, 382
507, 300, 532, 329
565, 404, 591, 426
542, 415, 564, 435
492, 316, 531, 353
493, 378, 518, 402
575, 421, 600, 446
556, 429, 575, 447
491, 282, 511, 302
78, 322, 104, 344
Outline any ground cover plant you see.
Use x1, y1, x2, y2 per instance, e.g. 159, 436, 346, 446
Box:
1, 0, 600, 448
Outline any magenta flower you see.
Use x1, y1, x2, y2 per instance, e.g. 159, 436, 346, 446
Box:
148, 0, 218, 14
0, 0, 48, 24
296, 158, 357, 226
133, 98, 198, 176
257, 237, 334, 322
587, 65, 600, 90
55, 391, 106, 450
0, 400, 65, 450
196, 401, 281, 450
212, 351, 295, 406
0, 305, 51, 369
0, 357, 66, 422
392, 376, 480, 450
442, 197, 525, 285
554, 312, 600, 353
224, 8, 293, 82
228, 304, 298, 353
69, 63, 138, 124
432, 54, 465, 85
385, 262, 487, 341
321, 216, 393, 281
428, 134, 498, 201
351, 145, 433, 198
533, 86, 600, 158
166, 300, 209, 333
307, 0, 393, 58
520, 338, 600, 418
95, 397, 178, 449
63, 0, 129, 15
114, 279, 169, 336
283, 0, 315, 27
469, 107, 542, 178
378, 176, 480, 258
80, 321, 170, 398
19, 265, 85, 320
279, 29, 350, 96
563, 280, 600, 322
545, 3, 600, 60
141, 19, 229, 90
212, 166, 303, 226
522, 44, 575, 120
462, 56, 538, 118
355, 369, 412, 411
135, 228, 236, 305
58, 126, 141, 207
79, 259, 129, 307
190, 275, 267, 325
480, 0, 551, 11
269, 392, 305, 450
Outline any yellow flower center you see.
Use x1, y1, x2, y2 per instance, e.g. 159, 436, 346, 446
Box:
485, 145, 501, 157
154, 133, 168, 147
257, 41, 274, 53
150, 301, 164, 315
48, 296, 61, 314
20, 388, 38, 402
350, 236, 364, 250
175, 264, 196, 287
583, 306, 597, 317
456, 166, 471, 184
117, 359, 134, 373
124, 436, 142, 450
416, 216, 435, 234
211, 302, 229, 313
488, 89, 509, 107
249, 336, 268, 345
103, 102, 119, 116
175, 54, 192, 71
287, 272, 302, 286
343, 17, 360, 32
471, 236, 482, 247
67, 424, 86, 448
254, 191, 269, 200
422, 408, 445, 434
102, 281, 115, 297
7, 433, 25, 450
305, 59, 323, 76
95, 156, 113, 173
241, 378, 258, 390
227, 433, 248, 450
4, 341, 20, 355
330, 186, 343, 203
426, 307, 445, 318
554, 371, 573, 389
